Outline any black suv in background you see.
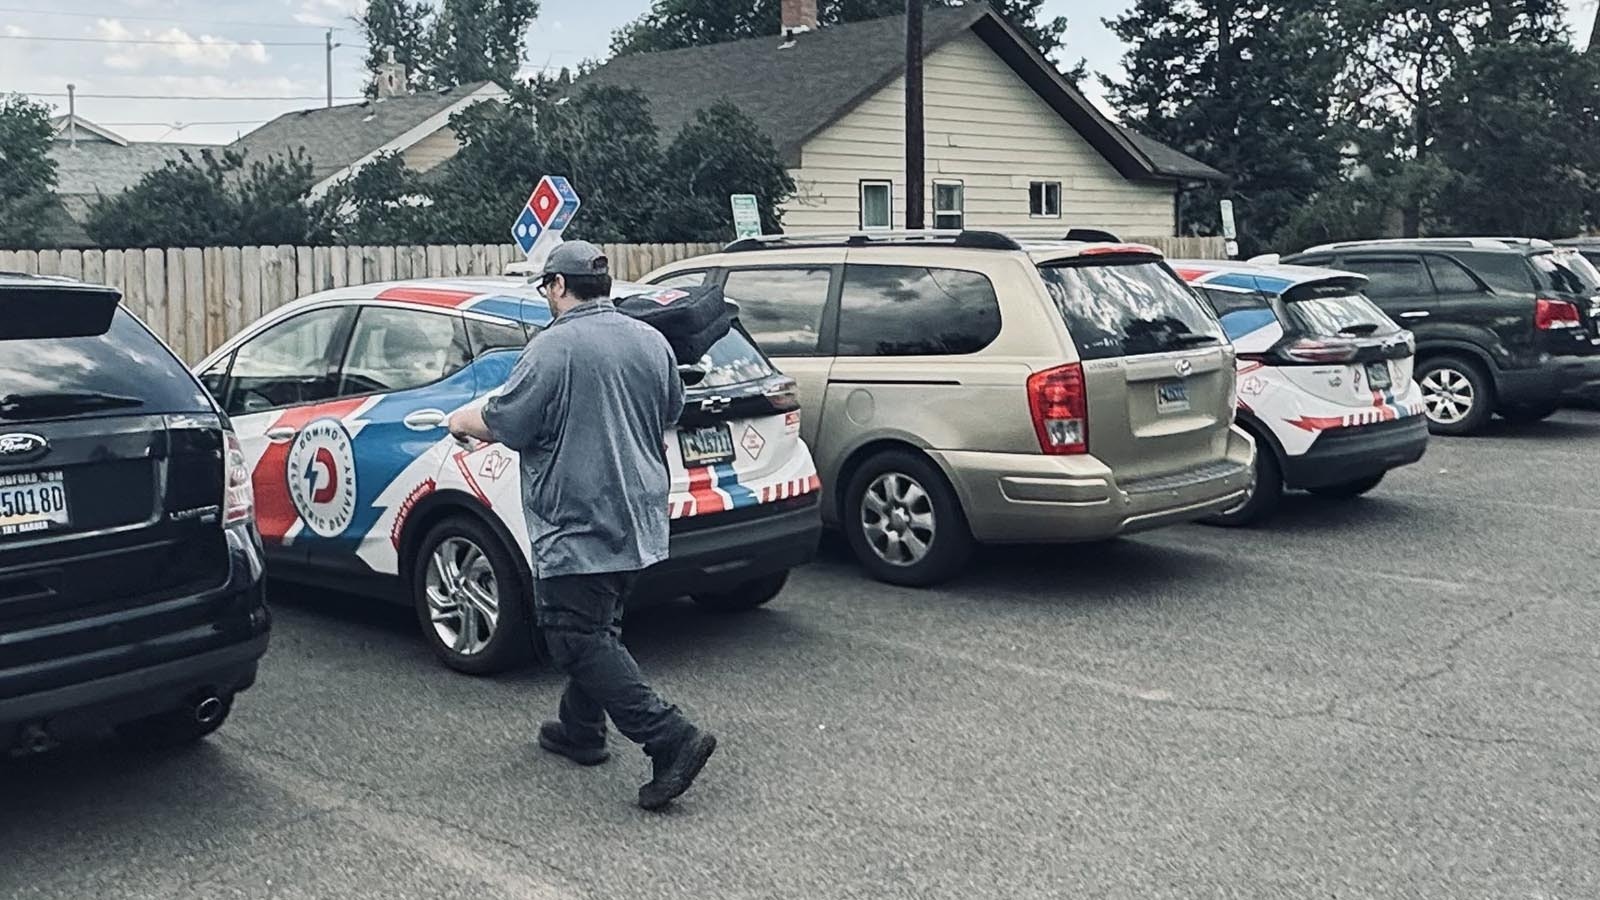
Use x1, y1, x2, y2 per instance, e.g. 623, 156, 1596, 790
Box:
0, 275, 270, 755
1283, 239, 1600, 434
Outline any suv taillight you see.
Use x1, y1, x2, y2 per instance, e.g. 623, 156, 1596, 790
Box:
1536, 297, 1582, 330
1027, 363, 1088, 454
761, 375, 801, 413
224, 430, 255, 526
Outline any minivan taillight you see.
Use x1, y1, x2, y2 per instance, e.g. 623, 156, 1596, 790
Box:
223, 430, 255, 526
1027, 363, 1088, 454
1535, 297, 1582, 330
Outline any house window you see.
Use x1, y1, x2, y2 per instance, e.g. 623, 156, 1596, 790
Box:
933, 180, 964, 230
860, 180, 892, 230
1029, 181, 1061, 218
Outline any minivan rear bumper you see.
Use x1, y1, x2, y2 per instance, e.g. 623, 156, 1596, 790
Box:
932, 427, 1256, 543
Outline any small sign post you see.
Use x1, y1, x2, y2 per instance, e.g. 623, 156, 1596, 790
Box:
730, 194, 762, 240
511, 175, 583, 269
1219, 199, 1239, 258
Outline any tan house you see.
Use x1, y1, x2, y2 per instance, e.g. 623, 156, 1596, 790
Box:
580, 2, 1224, 238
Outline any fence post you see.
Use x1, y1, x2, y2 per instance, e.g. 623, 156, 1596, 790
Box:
346, 245, 364, 286
183, 247, 204, 361
276, 244, 296, 310
59, 250, 83, 281
329, 246, 348, 288
296, 247, 314, 299
241, 246, 262, 323
378, 246, 396, 282
122, 250, 143, 318
82, 250, 103, 284
313, 246, 331, 291
38, 249, 60, 276
144, 249, 167, 346
203, 247, 224, 354
222, 247, 243, 340
103, 249, 122, 293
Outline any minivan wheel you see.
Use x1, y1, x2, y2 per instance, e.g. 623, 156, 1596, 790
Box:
693, 571, 789, 613
412, 516, 532, 675
1203, 443, 1281, 527
844, 450, 972, 587
1417, 356, 1494, 435
117, 694, 233, 749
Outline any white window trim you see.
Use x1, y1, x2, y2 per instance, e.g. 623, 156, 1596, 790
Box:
859, 180, 893, 231
932, 179, 964, 230
1029, 180, 1062, 219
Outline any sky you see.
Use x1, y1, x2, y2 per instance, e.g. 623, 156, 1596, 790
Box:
2, 0, 1597, 146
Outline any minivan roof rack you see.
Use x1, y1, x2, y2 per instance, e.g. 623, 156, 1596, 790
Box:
722, 229, 1023, 253
1302, 236, 1548, 254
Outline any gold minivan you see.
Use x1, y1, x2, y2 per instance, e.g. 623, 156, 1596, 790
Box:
645, 231, 1255, 586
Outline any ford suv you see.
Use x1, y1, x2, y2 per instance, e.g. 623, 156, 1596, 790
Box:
0, 274, 270, 755
645, 231, 1255, 586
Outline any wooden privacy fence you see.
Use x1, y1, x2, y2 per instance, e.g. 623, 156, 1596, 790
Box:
0, 243, 719, 363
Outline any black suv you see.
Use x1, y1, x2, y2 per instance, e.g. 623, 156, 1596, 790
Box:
0, 275, 270, 755
1283, 239, 1600, 434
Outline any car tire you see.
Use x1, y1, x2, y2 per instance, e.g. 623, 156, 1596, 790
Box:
1308, 473, 1385, 499
1203, 442, 1282, 527
411, 515, 532, 676
843, 449, 973, 587
116, 694, 233, 749
1417, 355, 1494, 436
1498, 402, 1561, 424
692, 571, 789, 613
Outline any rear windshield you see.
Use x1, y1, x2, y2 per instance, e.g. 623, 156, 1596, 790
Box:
0, 308, 209, 421
1039, 260, 1224, 360
1532, 251, 1599, 294
1283, 293, 1399, 337
694, 324, 776, 389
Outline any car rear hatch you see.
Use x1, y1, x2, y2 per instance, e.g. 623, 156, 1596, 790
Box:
1264, 279, 1416, 407
1532, 249, 1600, 350
1036, 251, 1235, 482
0, 282, 232, 698
667, 324, 811, 525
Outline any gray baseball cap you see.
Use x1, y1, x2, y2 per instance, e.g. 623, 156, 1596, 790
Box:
542, 240, 609, 278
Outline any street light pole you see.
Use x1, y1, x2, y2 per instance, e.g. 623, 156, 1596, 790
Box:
904, 0, 925, 230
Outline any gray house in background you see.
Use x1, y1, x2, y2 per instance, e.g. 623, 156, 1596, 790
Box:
41, 115, 210, 247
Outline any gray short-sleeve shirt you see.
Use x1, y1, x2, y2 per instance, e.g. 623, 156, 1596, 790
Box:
481, 299, 684, 577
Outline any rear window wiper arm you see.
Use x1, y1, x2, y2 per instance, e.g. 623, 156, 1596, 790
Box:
0, 391, 146, 419
1168, 333, 1221, 347
1338, 323, 1381, 336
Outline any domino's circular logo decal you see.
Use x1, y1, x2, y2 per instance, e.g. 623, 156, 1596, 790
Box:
286, 418, 358, 537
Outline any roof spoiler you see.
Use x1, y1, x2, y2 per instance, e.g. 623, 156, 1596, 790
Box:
1063, 228, 1121, 243
0, 282, 122, 341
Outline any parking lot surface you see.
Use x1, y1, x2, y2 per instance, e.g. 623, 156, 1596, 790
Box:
4, 412, 1598, 899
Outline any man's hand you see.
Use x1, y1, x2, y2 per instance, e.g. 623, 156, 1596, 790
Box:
447, 407, 494, 446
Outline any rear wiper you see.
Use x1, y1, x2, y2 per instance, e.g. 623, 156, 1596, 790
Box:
1168, 333, 1221, 347
0, 391, 145, 420
1338, 323, 1381, 336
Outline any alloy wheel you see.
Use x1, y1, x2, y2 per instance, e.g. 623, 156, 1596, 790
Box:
1420, 366, 1475, 425
861, 472, 937, 567
424, 536, 500, 655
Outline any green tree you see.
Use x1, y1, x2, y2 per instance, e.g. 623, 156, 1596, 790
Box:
655, 100, 796, 240
0, 94, 59, 248
1105, 0, 1344, 255
333, 152, 436, 245
360, 0, 437, 95
611, 0, 1083, 76
85, 149, 340, 248
361, 0, 539, 91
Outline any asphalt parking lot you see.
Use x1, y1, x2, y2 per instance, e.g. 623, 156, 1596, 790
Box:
4, 411, 1598, 900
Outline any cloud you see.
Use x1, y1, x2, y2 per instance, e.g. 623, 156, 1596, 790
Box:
2, 25, 28, 37
292, 0, 364, 27
95, 18, 270, 70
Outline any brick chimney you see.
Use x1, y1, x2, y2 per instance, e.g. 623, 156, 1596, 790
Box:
781, 0, 818, 36
374, 48, 408, 99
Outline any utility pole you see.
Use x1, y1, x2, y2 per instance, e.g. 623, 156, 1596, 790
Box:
66, 83, 77, 149
904, 0, 925, 229
325, 29, 335, 107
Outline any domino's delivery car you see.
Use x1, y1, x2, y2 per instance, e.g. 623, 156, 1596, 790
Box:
1174, 261, 1428, 525
194, 278, 822, 674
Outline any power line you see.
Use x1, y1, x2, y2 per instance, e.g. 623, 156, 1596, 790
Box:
22, 91, 366, 101
0, 33, 328, 47
0, 6, 348, 30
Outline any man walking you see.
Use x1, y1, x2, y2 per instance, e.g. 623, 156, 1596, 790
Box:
447, 241, 716, 811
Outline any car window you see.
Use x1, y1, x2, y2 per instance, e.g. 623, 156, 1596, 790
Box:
0, 307, 208, 421
1423, 256, 1482, 294
339, 306, 470, 396
694, 325, 778, 388
651, 270, 710, 289
1338, 257, 1431, 299
1465, 254, 1537, 294
1198, 288, 1279, 340
1039, 260, 1224, 360
836, 264, 1001, 357
1533, 251, 1600, 294
467, 317, 529, 357
721, 267, 832, 357
1283, 293, 1399, 337
226, 307, 351, 415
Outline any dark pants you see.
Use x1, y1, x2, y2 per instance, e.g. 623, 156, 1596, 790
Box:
535, 572, 689, 757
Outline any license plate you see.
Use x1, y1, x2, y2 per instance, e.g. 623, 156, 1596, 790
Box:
1156, 380, 1190, 413
1365, 361, 1392, 390
678, 425, 736, 467
0, 470, 70, 537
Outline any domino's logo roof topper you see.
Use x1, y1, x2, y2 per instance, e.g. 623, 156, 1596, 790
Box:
511, 175, 582, 257
287, 418, 359, 538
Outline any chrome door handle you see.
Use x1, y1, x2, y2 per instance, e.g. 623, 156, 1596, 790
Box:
1399, 310, 1430, 319
403, 409, 448, 431
265, 426, 298, 442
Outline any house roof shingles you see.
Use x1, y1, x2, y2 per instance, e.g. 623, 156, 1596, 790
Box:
229, 82, 494, 182
578, 3, 1224, 184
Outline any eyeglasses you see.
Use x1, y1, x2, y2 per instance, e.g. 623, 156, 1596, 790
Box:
537, 274, 559, 298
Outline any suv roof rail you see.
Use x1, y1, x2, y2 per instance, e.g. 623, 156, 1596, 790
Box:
722, 229, 1023, 253
1063, 228, 1121, 243
1302, 236, 1545, 254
